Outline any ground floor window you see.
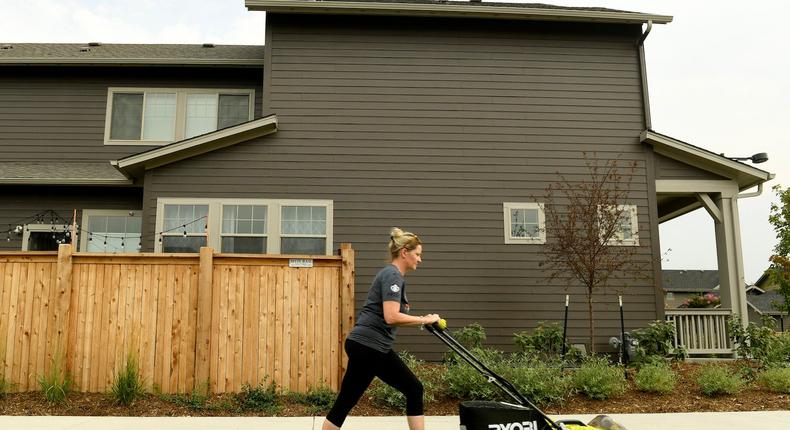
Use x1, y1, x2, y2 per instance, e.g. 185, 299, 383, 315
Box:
80, 210, 142, 253
155, 198, 333, 255
22, 224, 72, 251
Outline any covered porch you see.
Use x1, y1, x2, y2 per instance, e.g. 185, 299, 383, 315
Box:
643, 130, 774, 356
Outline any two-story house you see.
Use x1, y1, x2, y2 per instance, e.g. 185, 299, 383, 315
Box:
1, 0, 773, 357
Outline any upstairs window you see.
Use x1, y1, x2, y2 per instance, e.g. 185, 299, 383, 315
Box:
503, 202, 546, 244
600, 204, 639, 246
105, 88, 254, 145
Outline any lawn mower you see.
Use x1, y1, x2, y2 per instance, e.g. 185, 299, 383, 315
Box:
426, 320, 627, 430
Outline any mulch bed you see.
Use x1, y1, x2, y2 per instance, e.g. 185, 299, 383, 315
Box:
1, 362, 787, 416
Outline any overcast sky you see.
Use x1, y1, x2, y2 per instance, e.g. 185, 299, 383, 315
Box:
2, 0, 787, 282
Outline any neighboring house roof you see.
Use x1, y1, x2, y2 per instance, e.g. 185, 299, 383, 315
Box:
113, 115, 278, 179
0, 161, 132, 185
245, 0, 673, 24
642, 130, 773, 192
747, 291, 787, 315
662, 269, 720, 293
0, 43, 265, 66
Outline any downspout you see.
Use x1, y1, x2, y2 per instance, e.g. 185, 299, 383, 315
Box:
637, 20, 653, 130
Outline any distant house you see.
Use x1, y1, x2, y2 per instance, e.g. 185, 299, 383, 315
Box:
746, 272, 788, 331
662, 269, 719, 308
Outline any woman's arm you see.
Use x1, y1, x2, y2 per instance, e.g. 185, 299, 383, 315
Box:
383, 301, 440, 327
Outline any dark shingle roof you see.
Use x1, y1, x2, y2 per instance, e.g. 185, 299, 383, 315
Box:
0, 161, 131, 185
747, 291, 787, 315
0, 43, 265, 66
321, 0, 630, 13
662, 270, 720, 293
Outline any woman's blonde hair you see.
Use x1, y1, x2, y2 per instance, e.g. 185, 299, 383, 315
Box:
388, 227, 421, 260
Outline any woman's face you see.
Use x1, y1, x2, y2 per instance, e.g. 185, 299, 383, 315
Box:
401, 244, 423, 272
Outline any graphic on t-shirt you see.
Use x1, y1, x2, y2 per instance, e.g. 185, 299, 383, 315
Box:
390, 284, 400, 293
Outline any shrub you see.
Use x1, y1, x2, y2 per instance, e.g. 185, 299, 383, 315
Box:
757, 366, 790, 393
110, 353, 146, 406
513, 322, 566, 360
442, 347, 505, 401
505, 355, 569, 406
569, 356, 626, 400
634, 362, 677, 394
289, 384, 337, 414
161, 380, 211, 411
236, 378, 281, 413
729, 316, 790, 367
38, 351, 73, 405
368, 351, 440, 410
680, 293, 720, 308
630, 320, 686, 365
0, 375, 9, 399
696, 364, 744, 396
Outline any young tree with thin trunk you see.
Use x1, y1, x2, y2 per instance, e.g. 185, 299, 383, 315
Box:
767, 185, 790, 319
540, 153, 647, 353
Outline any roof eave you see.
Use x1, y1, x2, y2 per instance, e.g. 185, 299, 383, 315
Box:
0, 58, 265, 67
641, 130, 773, 191
0, 177, 133, 186
114, 115, 278, 179
245, 0, 673, 24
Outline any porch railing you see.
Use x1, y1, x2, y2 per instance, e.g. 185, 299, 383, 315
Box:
665, 308, 734, 355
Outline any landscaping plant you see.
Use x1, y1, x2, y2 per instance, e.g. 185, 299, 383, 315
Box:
696, 364, 745, 396
728, 315, 790, 367
513, 321, 566, 360
442, 347, 505, 401
505, 355, 569, 406
757, 366, 790, 394
289, 384, 337, 414
38, 351, 74, 405
630, 320, 687, 364
161, 380, 212, 411
569, 356, 626, 400
633, 362, 677, 394
235, 378, 281, 413
110, 352, 146, 406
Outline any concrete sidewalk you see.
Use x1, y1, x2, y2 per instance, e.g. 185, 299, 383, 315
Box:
1, 412, 789, 430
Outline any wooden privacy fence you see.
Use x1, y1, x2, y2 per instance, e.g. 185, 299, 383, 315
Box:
0, 244, 355, 394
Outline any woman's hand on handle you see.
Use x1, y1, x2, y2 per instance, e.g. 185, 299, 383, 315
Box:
422, 314, 441, 325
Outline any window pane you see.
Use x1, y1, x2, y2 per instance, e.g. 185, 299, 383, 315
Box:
127, 217, 142, 234
218, 94, 250, 129
282, 206, 326, 235
89, 216, 107, 234
236, 220, 252, 234
85, 214, 141, 253
107, 216, 126, 234
28, 231, 70, 251
110, 93, 143, 140
162, 236, 206, 253
142, 93, 176, 140
185, 93, 218, 138
525, 209, 538, 224
222, 205, 266, 234
221, 236, 266, 253
281, 237, 325, 255
164, 204, 208, 234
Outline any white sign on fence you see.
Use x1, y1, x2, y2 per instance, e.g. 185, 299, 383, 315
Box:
288, 258, 314, 268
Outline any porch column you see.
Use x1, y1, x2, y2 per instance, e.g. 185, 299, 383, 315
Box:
712, 193, 749, 327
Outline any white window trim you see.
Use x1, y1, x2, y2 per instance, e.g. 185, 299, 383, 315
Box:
600, 204, 640, 247
79, 209, 142, 252
21, 223, 72, 251
155, 198, 334, 255
503, 202, 546, 245
104, 87, 255, 146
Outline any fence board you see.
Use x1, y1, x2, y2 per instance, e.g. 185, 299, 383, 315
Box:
0, 245, 353, 393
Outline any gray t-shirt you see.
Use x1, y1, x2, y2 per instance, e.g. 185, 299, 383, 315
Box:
347, 264, 409, 353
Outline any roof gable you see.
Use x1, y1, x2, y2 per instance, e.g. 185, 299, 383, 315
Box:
114, 115, 278, 179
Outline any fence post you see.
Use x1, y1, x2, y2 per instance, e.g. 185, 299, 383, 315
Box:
339, 243, 355, 380
55, 243, 73, 365
194, 247, 214, 389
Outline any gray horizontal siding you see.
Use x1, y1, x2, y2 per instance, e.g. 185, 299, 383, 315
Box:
0, 185, 142, 251
0, 66, 263, 162
141, 14, 657, 358
654, 152, 727, 180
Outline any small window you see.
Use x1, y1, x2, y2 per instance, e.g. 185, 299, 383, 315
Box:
221, 204, 267, 253
81, 210, 142, 253
281, 205, 327, 254
600, 204, 639, 246
503, 202, 546, 244
105, 88, 253, 145
161, 204, 209, 253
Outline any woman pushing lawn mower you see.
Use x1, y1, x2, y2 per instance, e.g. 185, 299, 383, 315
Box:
323, 228, 624, 430
322, 227, 441, 430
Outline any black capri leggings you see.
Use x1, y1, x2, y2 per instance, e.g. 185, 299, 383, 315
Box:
326, 338, 424, 427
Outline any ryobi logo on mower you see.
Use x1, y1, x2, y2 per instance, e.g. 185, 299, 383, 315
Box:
487, 420, 540, 430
